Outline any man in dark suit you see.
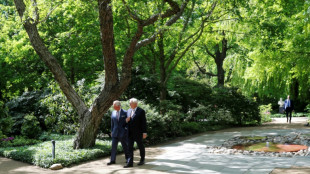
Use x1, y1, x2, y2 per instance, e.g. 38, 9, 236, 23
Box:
284, 95, 294, 123
107, 100, 129, 165
124, 98, 147, 168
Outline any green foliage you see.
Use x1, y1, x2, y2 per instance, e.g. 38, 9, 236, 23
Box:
6, 90, 48, 135
21, 113, 42, 139
0, 138, 117, 168
0, 101, 13, 135
0, 2, 50, 100
167, 76, 213, 112
210, 87, 261, 125
40, 83, 79, 135
38, 132, 74, 141
306, 104, 310, 113
98, 109, 112, 137
0, 131, 6, 143
187, 104, 234, 125
230, 0, 310, 106
270, 113, 286, 118
40, 79, 96, 134
166, 77, 260, 126
123, 68, 160, 106
180, 122, 205, 135
0, 136, 41, 147
259, 104, 272, 122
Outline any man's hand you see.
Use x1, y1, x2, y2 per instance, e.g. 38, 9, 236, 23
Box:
126, 116, 131, 123
143, 133, 147, 139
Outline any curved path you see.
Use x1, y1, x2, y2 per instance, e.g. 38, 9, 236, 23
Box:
1, 117, 310, 174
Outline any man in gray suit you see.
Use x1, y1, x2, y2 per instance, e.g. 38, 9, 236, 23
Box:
107, 100, 129, 165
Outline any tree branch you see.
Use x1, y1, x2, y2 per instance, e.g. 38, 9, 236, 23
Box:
31, 0, 39, 24
14, 0, 26, 20
193, 59, 217, 77
135, 0, 189, 50
14, 0, 88, 117
203, 44, 216, 59
98, 0, 118, 90
167, 1, 217, 77
38, 3, 61, 23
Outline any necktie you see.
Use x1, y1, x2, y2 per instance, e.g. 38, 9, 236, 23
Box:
117, 111, 119, 121
131, 110, 135, 118
288, 100, 290, 107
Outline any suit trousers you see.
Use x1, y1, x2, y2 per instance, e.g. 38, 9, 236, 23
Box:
285, 107, 293, 123
127, 137, 145, 164
110, 136, 129, 162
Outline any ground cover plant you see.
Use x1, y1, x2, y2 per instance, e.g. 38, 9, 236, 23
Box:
0, 136, 119, 168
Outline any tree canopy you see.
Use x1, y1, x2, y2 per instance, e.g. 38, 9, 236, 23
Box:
0, 0, 309, 149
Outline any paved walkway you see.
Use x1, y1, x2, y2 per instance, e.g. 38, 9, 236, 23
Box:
1, 117, 310, 174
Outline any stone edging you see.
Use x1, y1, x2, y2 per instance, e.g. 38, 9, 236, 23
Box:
205, 132, 310, 157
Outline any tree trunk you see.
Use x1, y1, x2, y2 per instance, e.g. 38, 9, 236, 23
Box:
14, 0, 185, 149
73, 87, 122, 148
213, 35, 228, 87
158, 33, 167, 102
216, 59, 225, 86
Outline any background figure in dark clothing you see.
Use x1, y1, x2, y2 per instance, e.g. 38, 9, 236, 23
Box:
284, 95, 294, 123
124, 98, 147, 168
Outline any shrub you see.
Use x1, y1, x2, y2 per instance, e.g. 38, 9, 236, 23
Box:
167, 76, 212, 112
187, 104, 234, 125
0, 131, 5, 142
211, 87, 260, 125
122, 68, 160, 106
21, 113, 42, 139
6, 90, 48, 135
0, 136, 41, 147
0, 101, 13, 135
167, 77, 260, 126
98, 109, 112, 138
40, 82, 80, 135
0, 138, 118, 168
180, 122, 205, 135
306, 104, 310, 113
259, 104, 272, 123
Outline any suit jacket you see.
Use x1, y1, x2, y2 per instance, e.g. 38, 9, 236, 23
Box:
127, 107, 147, 140
284, 99, 294, 110
111, 109, 128, 138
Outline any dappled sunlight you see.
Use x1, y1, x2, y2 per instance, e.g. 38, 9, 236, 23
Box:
148, 119, 310, 173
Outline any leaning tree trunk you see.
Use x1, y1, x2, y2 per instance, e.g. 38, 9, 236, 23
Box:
14, 0, 185, 149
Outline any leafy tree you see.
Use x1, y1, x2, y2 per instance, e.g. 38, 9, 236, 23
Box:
232, 0, 310, 107
135, 1, 217, 110
13, 0, 189, 148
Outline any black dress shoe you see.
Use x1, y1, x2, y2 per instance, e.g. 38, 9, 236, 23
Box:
137, 161, 144, 166
107, 161, 115, 165
124, 163, 133, 168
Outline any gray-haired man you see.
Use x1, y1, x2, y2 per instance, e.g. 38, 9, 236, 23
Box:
124, 98, 147, 168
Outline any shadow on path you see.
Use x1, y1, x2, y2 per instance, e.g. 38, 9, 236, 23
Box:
1, 117, 309, 174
